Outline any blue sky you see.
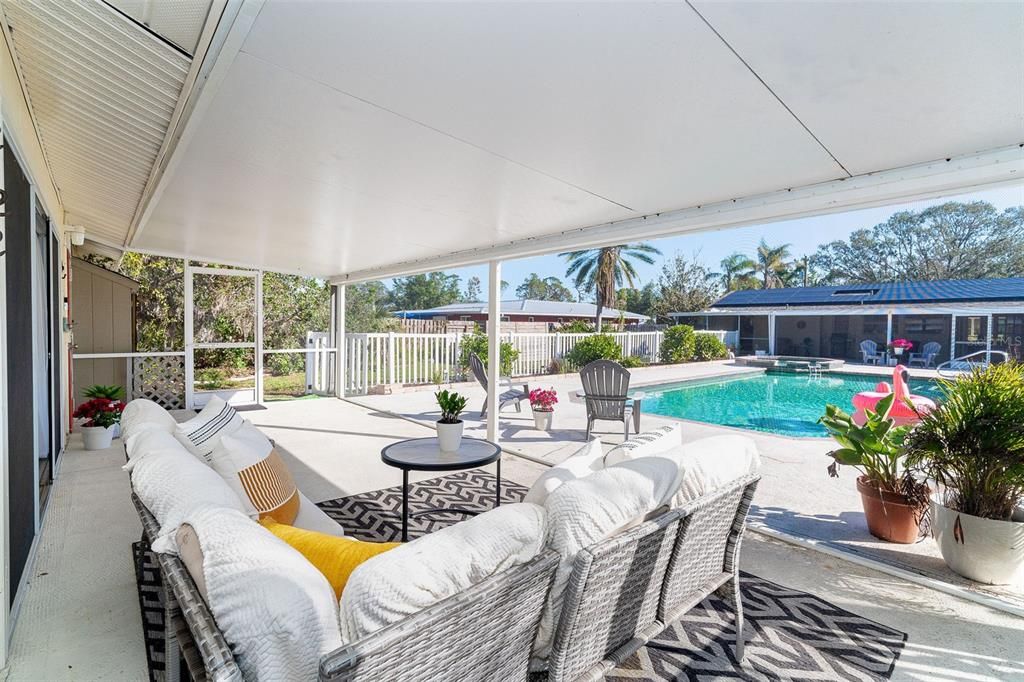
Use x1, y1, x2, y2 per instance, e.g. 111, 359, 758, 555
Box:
400, 183, 1024, 297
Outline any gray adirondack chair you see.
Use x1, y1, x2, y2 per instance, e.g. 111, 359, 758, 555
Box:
579, 360, 640, 439
859, 339, 884, 365
909, 341, 941, 368
469, 353, 530, 418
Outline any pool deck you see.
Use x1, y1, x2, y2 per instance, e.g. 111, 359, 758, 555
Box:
351, 359, 1021, 613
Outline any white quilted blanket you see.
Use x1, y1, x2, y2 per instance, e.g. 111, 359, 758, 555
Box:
125, 429, 246, 554
182, 505, 342, 681
339, 503, 546, 644
533, 457, 679, 667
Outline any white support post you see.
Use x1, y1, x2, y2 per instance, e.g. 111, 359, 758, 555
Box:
487, 261, 501, 443
950, 314, 957, 363
986, 313, 993, 362
255, 270, 264, 404
886, 312, 893, 347
767, 313, 776, 356
335, 284, 346, 398
184, 264, 195, 409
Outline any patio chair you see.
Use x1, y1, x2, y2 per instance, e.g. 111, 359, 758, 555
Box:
909, 341, 941, 368
859, 339, 884, 365
469, 353, 530, 418
579, 360, 639, 439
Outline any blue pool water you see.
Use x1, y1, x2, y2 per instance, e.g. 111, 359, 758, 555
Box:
637, 371, 942, 438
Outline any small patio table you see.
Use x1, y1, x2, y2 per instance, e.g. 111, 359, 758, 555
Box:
381, 437, 502, 542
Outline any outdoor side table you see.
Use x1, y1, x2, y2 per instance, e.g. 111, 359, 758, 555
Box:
380, 437, 502, 542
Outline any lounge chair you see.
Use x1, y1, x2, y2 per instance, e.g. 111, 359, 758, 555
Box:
578, 360, 641, 439
469, 353, 530, 418
909, 341, 941, 368
859, 339, 884, 365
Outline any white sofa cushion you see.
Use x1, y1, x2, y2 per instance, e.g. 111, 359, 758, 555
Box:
125, 429, 247, 553
211, 421, 301, 524
181, 505, 342, 681
339, 502, 546, 644
603, 424, 682, 467
174, 396, 244, 462
121, 398, 178, 443
523, 437, 604, 506
661, 435, 761, 507
534, 457, 680, 666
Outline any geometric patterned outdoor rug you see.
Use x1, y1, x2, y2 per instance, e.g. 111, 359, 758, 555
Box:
133, 469, 906, 681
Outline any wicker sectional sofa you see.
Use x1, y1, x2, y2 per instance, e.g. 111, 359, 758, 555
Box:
127, 401, 759, 682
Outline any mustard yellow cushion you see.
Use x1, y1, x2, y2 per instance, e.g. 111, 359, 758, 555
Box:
260, 520, 400, 598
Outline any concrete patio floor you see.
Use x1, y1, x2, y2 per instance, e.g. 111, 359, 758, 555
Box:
350, 360, 1023, 613
5, 392, 1022, 680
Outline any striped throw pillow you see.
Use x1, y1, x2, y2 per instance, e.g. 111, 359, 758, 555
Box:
216, 422, 300, 525
174, 396, 244, 463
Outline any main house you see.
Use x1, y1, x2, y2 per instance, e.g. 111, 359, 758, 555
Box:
672, 277, 1024, 365
396, 299, 649, 330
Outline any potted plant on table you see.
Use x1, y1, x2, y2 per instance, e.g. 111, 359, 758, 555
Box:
529, 387, 558, 431
74, 397, 125, 450
903, 363, 1024, 584
819, 393, 930, 543
435, 389, 469, 452
888, 338, 913, 359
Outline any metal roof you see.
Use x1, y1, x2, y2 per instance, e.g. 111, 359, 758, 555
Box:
711, 278, 1024, 309
396, 299, 649, 321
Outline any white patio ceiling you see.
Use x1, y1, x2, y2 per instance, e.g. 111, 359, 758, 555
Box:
111, 1, 1022, 279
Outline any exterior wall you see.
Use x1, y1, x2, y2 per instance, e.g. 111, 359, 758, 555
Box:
70, 259, 137, 404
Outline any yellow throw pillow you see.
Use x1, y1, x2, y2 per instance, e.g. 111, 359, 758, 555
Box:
261, 520, 400, 598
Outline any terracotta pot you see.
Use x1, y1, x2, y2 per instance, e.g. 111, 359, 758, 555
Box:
856, 476, 925, 544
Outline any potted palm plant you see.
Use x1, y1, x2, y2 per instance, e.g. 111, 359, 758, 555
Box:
435, 389, 469, 452
904, 363, 1024, 584
74, 398, 125, 450
819, 393, 930, 543
529, 388, 558, 431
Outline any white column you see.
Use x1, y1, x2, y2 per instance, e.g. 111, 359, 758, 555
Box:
886, 312, 893, 347
334, 284, 346, 398
767, 313, 776, 355
986, 313, 993, 362
950, 314, 957, 362
487, 261, 501, 443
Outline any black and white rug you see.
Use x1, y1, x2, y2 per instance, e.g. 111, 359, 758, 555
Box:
134, 470, 906, 681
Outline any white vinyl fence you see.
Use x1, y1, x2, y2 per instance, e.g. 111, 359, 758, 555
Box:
343, 330, 670, 395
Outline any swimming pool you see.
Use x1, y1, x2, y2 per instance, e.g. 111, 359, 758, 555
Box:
637, 371, 942, 438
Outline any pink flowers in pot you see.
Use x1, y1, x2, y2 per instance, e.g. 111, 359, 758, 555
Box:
888, 339, 914, 353
529, 388, 558, 412
74, 397, 124, 428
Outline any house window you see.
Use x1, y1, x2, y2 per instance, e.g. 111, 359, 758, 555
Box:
528, 316, 534, 322
460, 316, 472, 321
501, 315, 510, 322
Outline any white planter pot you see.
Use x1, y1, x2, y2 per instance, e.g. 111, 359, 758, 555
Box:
81, 425, 115, 451
436, 420, 464, 452
931, 498, 1024, 585
533, 409, 553, 431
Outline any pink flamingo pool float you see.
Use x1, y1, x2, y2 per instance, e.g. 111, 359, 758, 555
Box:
852, 365, 936, 426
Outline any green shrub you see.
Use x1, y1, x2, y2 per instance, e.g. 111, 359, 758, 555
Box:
195, 368, 230, 390
621, 355, 647, 369
458, 333, 519, 377
660, 324, 696, 363
565, 334, 622, 369
265, 352, 303, 376
692, 333, 728, 361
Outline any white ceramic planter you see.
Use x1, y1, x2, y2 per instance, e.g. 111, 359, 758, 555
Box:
931, 498, 1024, 585
436, 420, 464, 452
81, 425, 115, 450
533, 409, 553, 431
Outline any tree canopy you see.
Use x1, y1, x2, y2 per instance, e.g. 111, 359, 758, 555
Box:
515, 273, 575, 301
389, 272, 462, 311
561, 243, 661, 330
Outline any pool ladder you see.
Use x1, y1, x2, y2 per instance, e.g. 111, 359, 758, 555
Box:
808, 362, 825, 379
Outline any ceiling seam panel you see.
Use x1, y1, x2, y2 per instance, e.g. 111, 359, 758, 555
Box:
1, 0, 191, 245
237, 49, 637, 213
685, 0, 852, 178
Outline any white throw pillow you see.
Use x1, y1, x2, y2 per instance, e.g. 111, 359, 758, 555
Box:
121, 398, 177, 443
339, 503, 546, 644
212, 421, 301, 524
655, 435, 761, 508
181, 505, 342, 681
174, 397, 244, 463
125, 429, 246, 553
523, 437, 604, 506
534, 457, 679, 667
603, 424, 682, 466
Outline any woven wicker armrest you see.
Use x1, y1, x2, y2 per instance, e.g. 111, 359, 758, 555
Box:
131, 494, 243, 682
320, 549, 560, 682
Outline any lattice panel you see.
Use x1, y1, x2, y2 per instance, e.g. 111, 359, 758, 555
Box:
130, 356, 186, 409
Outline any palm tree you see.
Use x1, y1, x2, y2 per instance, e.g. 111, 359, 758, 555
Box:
754, 239, 792, 289
560, 243, 661, 331
719, 253, 756, 291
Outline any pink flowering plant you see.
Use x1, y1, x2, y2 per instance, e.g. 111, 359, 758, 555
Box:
529, 387, 558, 412
888, 338, 914, 352
74, 397, 124, 428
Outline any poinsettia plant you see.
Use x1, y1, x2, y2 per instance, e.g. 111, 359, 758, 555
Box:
74, 397, 125, 428
529, 388, 558, 412
888, 338, 914, 352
